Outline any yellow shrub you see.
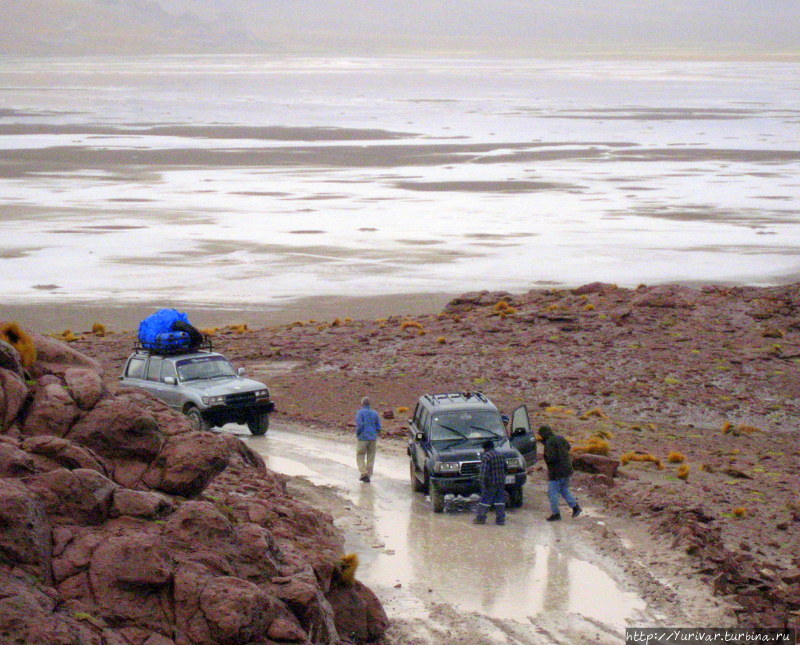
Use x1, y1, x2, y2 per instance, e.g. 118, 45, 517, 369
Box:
91, 323, 106, 336
621, 452, 662, 469
0, 322, 37, 368
667, 451, 685, 464
331, 318, 342, 327
400, 320, 423, 331
584, 303, 595, 311
61, 329, 79, 342
493, 301, 510, 312
677, 464, 690, 480
436, 336, 446, 344
200, 327, 218, 335
580, 407, 609, 421
572, 437, 610, 456
732, 506, 747, 518
339, 553, 359, 585
396, 406, 409, 414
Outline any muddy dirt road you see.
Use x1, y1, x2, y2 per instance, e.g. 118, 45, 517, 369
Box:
223, 421, 732, 645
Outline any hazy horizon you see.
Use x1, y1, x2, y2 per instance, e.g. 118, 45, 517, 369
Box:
2, 0, 799, 59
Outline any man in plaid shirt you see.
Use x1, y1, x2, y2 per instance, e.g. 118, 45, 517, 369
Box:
474, 440, 508, 525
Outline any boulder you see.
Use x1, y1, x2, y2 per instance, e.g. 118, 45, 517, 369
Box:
0, 367, 29, 430
29, 334, 102, 378
26, 468, 117, 525
0, 339, 25, 377
198, 576, 275, 645
67, 399, 164, 462
0, 442, 36, 477
143, 433, 231, 497
89, 532, 173, 629
111, 488, 173, 519
22, 435, 107, 474
0, 478, 52, 580
64, 367, 105, 410
21, 382, 80, 437
572, 453, 620, 479
327, 580, 389, 645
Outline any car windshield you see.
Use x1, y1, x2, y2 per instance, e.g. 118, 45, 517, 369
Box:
430, 410, 505, 441
176, 356, 236, 382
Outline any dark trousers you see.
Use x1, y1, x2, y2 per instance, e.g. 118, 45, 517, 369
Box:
476, 487, 507, 524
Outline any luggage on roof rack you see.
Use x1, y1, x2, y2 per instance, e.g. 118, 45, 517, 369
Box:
137, 308, 209, 355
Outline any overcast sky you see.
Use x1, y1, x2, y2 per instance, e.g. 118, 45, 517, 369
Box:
3, 0, 799, 57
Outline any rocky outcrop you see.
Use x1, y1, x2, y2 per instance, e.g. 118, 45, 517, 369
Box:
0, 327, 388, 645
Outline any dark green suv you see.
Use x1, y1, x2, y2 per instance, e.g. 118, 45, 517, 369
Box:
407, 392, 537, 512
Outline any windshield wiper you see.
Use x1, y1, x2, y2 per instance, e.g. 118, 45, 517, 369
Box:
469, 425, 502, 438
435, 423, 469, 440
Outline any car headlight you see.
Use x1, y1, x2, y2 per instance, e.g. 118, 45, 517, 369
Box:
202, 395, 226, 406
434, 461, 461, 474
254, 388, 270, 399
505, 457, 524, 471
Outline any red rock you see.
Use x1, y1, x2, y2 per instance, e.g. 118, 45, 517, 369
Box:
21, 382, 80, 437
0, 367, 29, 429
26, 468, 117, 525
66, 399, 164, 462
782, 568, 800, 585
198, 576, 274, 645
0, 441, 36, 476
0, 478, 52, 580
29, 333, 102, 378
0, 338, 25, 377
89, 532, 173, 629
143, 432, 230, 497
327, 580, 389, 645
22, 435, 107, 474
52, 530, 103, 583
572, 453, 620, 478
111, 488, 173, 519
64, 367, 105, 410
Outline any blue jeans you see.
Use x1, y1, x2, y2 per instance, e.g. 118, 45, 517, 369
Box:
548, 477, 577, 515
476, 487, 507, 524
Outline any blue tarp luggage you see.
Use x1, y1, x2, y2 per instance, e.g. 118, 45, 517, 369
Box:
138, 308, 192, 351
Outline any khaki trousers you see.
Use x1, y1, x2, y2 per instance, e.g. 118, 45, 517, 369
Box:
356, 440, 377, 477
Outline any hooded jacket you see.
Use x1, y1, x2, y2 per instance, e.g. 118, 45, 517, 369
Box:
539, 426, 573, 481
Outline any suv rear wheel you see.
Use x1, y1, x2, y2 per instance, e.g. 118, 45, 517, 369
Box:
186, 406, 211, 432
410, 461, 426, 492
247, 412, 270, 436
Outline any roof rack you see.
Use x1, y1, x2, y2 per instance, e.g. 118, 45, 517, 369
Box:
133, 336, 213, 356
423, 392, 488, 406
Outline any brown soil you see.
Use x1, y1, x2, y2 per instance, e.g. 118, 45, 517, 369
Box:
68, 282, 800, 629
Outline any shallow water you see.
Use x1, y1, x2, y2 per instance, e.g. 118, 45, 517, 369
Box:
243, 423, 648, 627
1, 56, 799, 307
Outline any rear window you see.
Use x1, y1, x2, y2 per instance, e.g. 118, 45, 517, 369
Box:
125, 357, 146, 379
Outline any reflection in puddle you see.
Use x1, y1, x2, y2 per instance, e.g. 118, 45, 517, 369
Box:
249, 428, 646, 627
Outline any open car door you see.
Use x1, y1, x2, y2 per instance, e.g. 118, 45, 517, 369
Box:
509, 405, 537, 466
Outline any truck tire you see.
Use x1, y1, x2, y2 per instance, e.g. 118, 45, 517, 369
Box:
247, 412, 269, 436
430, 483, 445, 513
410, 461, 426, 492
508, 485, 524, 508
186, 407, 211, 432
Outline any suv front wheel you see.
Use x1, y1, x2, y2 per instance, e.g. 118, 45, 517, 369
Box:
186, 406, 212, 432
430, 482, 445, 513
247, 412, 270, 436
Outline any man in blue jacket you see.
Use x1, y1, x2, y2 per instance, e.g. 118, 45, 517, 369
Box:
356, 396, 381, 482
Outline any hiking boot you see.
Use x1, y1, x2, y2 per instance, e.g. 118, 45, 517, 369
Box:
546, 513, 561, 522
359, 474, 368, 482
572, 505, 582, 518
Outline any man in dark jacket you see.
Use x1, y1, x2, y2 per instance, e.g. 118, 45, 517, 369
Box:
474, 440, 508, 525
538, 425, 581, 521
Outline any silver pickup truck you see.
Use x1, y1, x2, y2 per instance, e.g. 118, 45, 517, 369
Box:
119, 346, 273, 434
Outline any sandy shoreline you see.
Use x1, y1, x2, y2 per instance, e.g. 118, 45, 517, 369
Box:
1, 291, 455, 334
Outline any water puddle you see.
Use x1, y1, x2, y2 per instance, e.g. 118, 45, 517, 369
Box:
242, 425, 647, 627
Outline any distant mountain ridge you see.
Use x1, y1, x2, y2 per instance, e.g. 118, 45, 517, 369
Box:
2, 0, 798, 58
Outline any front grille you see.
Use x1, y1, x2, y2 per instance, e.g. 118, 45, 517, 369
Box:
224, 392, 257, 406
460, 461, 480, 475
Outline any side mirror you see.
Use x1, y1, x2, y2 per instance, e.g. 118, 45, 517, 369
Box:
501, 414, 510, 424
164, 376, 177, 385
415, 432, 424, 442
238, 367, 246, 376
